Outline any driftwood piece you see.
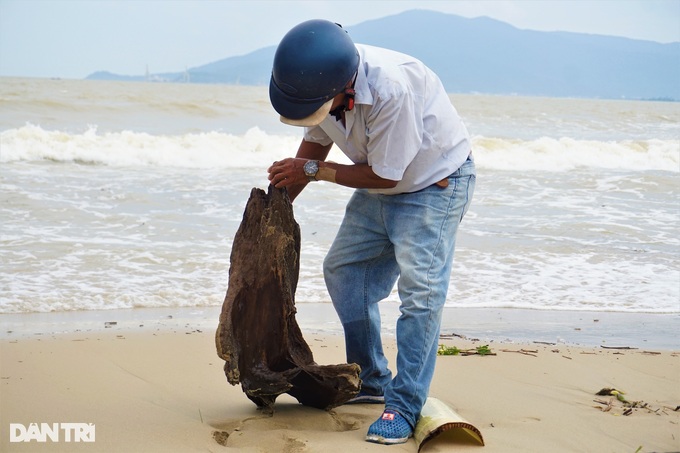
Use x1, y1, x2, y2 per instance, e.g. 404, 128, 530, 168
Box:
215, 186, 360, 411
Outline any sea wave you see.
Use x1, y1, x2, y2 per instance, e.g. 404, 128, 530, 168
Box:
1, 124, 678, 172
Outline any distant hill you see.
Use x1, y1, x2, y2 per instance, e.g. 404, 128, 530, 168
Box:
86, 10, 680, 100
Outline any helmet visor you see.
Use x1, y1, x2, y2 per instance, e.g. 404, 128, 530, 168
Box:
279, 98, 334, 127
269, 76, 334, 125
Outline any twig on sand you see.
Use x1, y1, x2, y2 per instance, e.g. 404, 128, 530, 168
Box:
460, 350, 497, 356
500, 349, 538, 357
465, 345, 496, 356
439, 333, 468, 340
593, 398, 614, 412
600, 345, 638, 350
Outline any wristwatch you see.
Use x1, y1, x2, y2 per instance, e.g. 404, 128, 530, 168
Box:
303, 160, 320, 181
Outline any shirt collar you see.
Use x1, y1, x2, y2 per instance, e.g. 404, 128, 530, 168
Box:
352, 50, 373, 106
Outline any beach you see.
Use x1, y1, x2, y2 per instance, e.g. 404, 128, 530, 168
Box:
1, 308, 678, 453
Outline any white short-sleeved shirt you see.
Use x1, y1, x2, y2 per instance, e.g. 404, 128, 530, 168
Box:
303, 44, 471, 195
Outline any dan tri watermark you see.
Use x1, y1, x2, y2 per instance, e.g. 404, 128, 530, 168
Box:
9, 423, 95, 443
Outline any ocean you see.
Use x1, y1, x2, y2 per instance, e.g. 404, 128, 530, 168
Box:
1, 77, 679, 340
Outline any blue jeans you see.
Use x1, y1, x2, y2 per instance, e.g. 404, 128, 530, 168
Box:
324, 157, 475, 428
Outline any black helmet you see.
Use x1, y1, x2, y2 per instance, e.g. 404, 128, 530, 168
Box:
269, 20, 360, 126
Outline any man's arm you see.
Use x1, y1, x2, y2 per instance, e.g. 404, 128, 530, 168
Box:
268, 139, 398, 201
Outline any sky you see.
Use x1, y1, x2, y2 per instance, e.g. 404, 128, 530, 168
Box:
1, 0, 679, 79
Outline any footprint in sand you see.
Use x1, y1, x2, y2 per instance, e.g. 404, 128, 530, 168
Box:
210, 406, 377, 448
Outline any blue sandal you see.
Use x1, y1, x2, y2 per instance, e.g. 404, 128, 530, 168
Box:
365, 409, 413, 445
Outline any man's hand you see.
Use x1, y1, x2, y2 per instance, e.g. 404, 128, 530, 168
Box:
267, 158, 310, 189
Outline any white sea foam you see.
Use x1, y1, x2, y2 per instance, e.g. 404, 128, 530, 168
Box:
0, 124, 301, 168
471, 136, 679, 172
1, 124, 678, 172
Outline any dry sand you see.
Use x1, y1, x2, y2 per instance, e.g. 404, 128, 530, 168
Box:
1, 315, 678, 453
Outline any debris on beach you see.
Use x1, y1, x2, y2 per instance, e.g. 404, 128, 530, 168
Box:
438, 345, 461, 355
596, 388, 623, 397
215, 186, 360, 412
500, 348, 538, 357
439, 332, 470, 340
596, 388, 630, 404
592, 388, 672, 416
414, 397, 485, 450
437, 344, 496, 356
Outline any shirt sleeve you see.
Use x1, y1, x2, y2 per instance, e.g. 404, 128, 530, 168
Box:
365, 87, 423, 181
303, 125, 334, 147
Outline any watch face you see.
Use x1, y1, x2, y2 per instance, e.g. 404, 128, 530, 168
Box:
304, 160, 319, 177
